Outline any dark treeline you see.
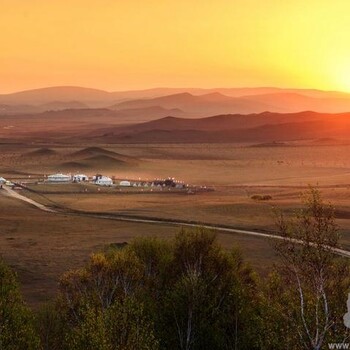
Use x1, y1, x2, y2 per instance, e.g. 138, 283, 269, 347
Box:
1, 189, 350, 350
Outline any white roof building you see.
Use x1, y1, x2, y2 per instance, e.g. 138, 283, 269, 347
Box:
0, 177, 6, 184
95, 176, 113, 186
119, 180, 131, 187
47, 173, 72, 182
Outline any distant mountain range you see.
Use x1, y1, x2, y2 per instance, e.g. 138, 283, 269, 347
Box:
0, 100, 88, 115
84, 111, 350, 144
2, 105, 350, 144
1, 86, 350, 117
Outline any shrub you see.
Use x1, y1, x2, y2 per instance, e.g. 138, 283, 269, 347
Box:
251, 194, 272, 201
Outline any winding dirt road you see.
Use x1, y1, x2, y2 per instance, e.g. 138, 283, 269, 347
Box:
1, 185, 56, 213
2, 184, 350, 259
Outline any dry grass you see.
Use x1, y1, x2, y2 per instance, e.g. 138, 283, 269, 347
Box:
0, 193, 275, 307
2, 142, 350, 306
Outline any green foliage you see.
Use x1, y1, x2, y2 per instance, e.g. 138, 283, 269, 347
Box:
267, 188, 350, 349
59, 248, 144, 319
66, 299, 159, 350
54, 228, 263, 350
0, 259, 39, 350
35, 302, 69, 350
66, 306, 110, 350
56, 246, 159, 350
128, 236, 173, 294
105, 299, 159, 350
155, 228, 261, 350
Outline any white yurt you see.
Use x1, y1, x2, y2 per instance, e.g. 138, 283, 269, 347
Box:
95, 176, 113, 186
47, 173, 72, 182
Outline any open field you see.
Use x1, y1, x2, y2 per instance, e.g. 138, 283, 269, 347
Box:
0, 192, 276, 307
2, 141, 350, 306
18, 183, 350, 247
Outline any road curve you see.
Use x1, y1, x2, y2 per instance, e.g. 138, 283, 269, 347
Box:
84, 213, 350, 259
1, 185, 56, 213
2, 185, 350, 259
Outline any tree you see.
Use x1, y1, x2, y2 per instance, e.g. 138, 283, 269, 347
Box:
58, 247, 159, 350
36, 301, 69, 350
66, 299, 159, 350
267, 188, 350, 349
105, 298, 159, 350
59, 248, 144, 322
159, 228, 260, 350
0, 259, 39, 350
128, 236, 173, 298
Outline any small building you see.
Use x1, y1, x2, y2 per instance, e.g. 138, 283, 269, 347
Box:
119, 180, 131, 187
95, 175, 113, 186
73, 174, 88, 182
47, 173, 72, 182
0, 177, 6, 184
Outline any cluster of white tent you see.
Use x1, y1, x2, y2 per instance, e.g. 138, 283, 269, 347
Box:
2, 173, 187, 190
46, 173, 131, 187
46, 173, 189, 190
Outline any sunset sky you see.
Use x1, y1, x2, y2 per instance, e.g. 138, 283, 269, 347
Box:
1, 0, 350, 93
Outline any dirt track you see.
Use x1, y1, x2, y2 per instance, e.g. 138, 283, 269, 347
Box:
1, 185, 56, 213
2, 184, 350, 259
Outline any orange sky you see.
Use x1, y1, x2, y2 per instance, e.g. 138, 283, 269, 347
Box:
1, 0, 350, 93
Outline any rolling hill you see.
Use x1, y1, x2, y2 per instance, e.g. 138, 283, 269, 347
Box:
242, 93, 350, 114
0, 106, 185, 139
2, 86, 350, 117
0, 86, 112, 107
113, 92, 276, 116
25, 148, 58, 157
69, 147, 140, 167
84, 111, 350, 144
113, 91, 350, 116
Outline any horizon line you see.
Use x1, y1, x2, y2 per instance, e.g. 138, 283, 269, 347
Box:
1, 85, 349, 95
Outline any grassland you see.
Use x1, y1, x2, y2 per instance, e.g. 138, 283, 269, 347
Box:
0, 192, 275, 307
2, 142, 350, 306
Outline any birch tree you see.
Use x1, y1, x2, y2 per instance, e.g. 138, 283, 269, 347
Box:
270, 188, 350, 349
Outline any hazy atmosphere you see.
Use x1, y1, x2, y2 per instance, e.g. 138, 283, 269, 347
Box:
1, 1, 350, 350
1, 0, 350, 92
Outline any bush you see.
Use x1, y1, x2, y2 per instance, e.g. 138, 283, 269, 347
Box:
251, 194, 272, 201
